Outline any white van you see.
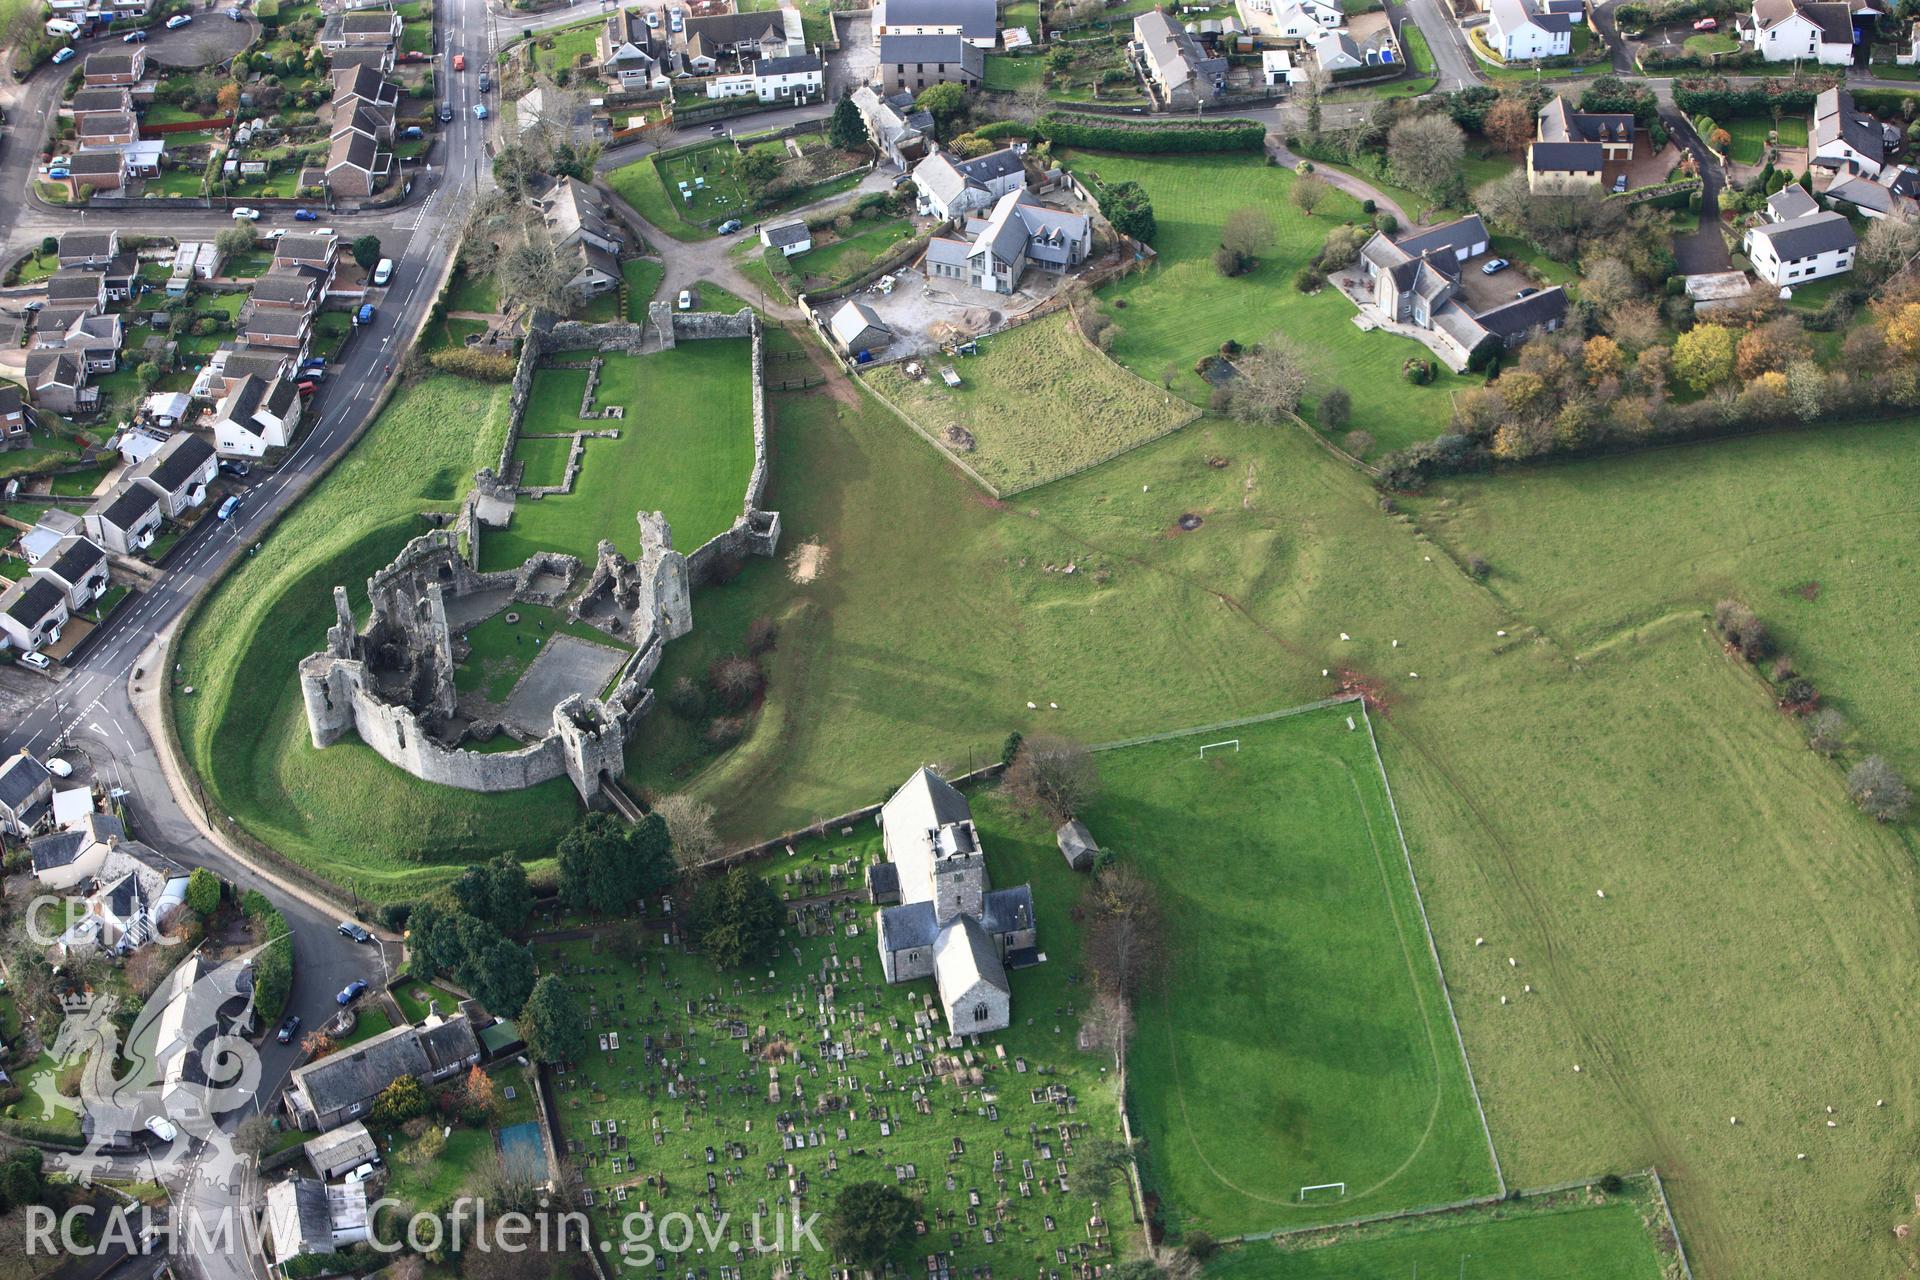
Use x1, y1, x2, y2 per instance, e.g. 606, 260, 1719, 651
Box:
45, 18, 80, 35
372, 257, 394, 287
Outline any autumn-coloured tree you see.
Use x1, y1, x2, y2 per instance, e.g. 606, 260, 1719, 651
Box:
302, 1031, 338, 1060
1673, 323, 1736, 391
1483, 95, 1535, 154
217, 81, 240, 114
464, 1065, 496, 1115
1735, 317, 1810, 380
1582, 335, 1624, 383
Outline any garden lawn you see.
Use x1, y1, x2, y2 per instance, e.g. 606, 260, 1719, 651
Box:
445, 265, 500, 314
792, 217, 914, 289
1723, 114, 1808, 165
452, 601, 629, 704
622, 257, 663, 319
529, 17, 600, 76
866, 310, 1199, 493
480, 339, 754, 569
1098, 709, 1497, 1233
337, 1006, 393, 1047
1064, 150, 1464, 452
392, 980, 461, 1024
607, 154, 716, 242
984, 53, 1044, 91
173, 374, 583, 902
544, 782, 1132, 1280
1216, 1189, 1671, 1278
382, 1125, 494, 1216
0, 434, 86, 482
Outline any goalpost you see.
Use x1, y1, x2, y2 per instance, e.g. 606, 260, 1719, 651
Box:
1198, 739, 1239, 759
1298, 1182, 1346, 1203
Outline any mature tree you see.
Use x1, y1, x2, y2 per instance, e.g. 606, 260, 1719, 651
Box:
1581, 256, 1641, 313
1583, 334, 1624, 383
1858, 216, 1920, 283
136, 362, 161, 391
1100, 180, 1156, 242
185, 867, 222, 918
709, 653, 764, 711
686, 867, 782, 969
1299, 65, 1329, 138
740, 149, 783, 189
466, 934, 536, 1015
1785, 358, 1826, 422
1076, 1133, 1139, 1196
1229, 334, 1311, 424
1313, 223, 1370, 273
451, 855, 531, 937
1672, 323, 1736, 391
1319, 385, 1351, 430
916, 81, 967, 132
1004, 734, 1099, 823
301, 1029, 338, 1060
1713, 598, 1771, 662
1215, 206, 1275, 276
350, 234, 383, 272
1735, 317, 1810, 380
656, 793, 721, 870
234, 1114, 277, 1161
828, 91, 866, 151
1082, 862, 1168, 999
216, 80, 241, 114
826, 1182, 917, 1270
463, 1064, 496, 1116
497, 227, 579, 316
1482, 94, 1535, 154
1806, 706, 1848, 757
1387, 114, 1465, 202
1848, 756, 1912, 823
214, 225, 256, 260
370, 1075, 428, 1127
949, 132, 996, 159
556, 812, 673, 913
1289, 174, 1331, 216
521, 974, 590, 1064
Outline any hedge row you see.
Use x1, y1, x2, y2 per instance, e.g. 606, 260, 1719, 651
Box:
1033, 112, 1267, 153
1672, 75, 1836, 118
243, 890, 293, 1023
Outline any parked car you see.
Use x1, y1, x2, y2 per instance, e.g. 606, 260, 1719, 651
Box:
293, 207, 319, 220
644, 8, 659, 25
45, 167, 69, 179
355, 303, 376, 325
677, 289, 692, 310
296, 379, 317, 397
438, 104, 453, 122
50, 47, 74, 64
1480, 257, 1510, 276
231, 206, 261, 220
20, 652, 50, 672
1612, 173, 1629, 193
337, 979, 368, 1005
46, 18, 80, 35
219, 459, 251, 477
1515, 286, 1539, 299
1692, 16, 1717, 29
478, 72, 490, 91
300, 357, 326, 371
373, 257, 394, 286
338, 921, 372, 943
122, 28, 148, 41
400, 124, 423, 140
451, 52, 466, 70
344, 1163, 378, 1184
717, 218, 742, 234
216, 495, 241, 520
471, 102, 488, 119
145, 1116, 178, 1143
45, 757, 72, 778
276, 1013, 302, 1044
165, 11, 191, 26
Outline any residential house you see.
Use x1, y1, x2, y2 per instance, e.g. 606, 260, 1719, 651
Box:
517, 85, 602, 136
923, 188, 1092, 294
1527, 97, 1638, 193
266, 1179, 370, 1262
852, 85, 935, 167
1535, 96, 1633, 155
190, 346, 295, 400
273, 235, 340, 285
319, 8, 402, 51
283, 1013, 482, 1130
75, 108, 138, 148
0, 383, 29, 448
535, 176, 625, 257
562, 242, 622, 297
99, 254, 139, 302
1133, 10, 1227, 106
597, 8, 670, 91
869, 768, 1037, 1035
827, 299, 892, 356
1812, 87, 1885, 176
705, 52, 825, 101
678, 11, 803, 72
24, 351, 97, 416
331, 63, 401, 119
303, 1123, 377, 1181
69, 86, 133, 124
331, 44, 397, 74
0, 577, 70, 655
1744, 204, 1856, 288
1738, 0, 1856, 63
874, 0, 999, 47
239, 306, 314, 356
1354, 215, 1566, 364
1234, 0, 1341, 39
81, 48, 144, 87
0, 755, 54, 838
761, 220, 812, 256
1527, 140, 1604, 191
44, 271, 108, 316
249, 268, 326, 314
874, 33, 983, 91
1310, 28, 1364, 71
1261, 48, 1302, 83
65, 150, 126, 192
34, 312, 123, 375
1823, 170, 1893, 216
127, 430, 217, 518
211, 374, 302, 457
22, 508, 87, 563
1485, 0, 1572, 60
63, 841, 188, 954
325, 124, 391, 199
85, 480, 163, 555
911, 144, 1027, 221
31, 536, 110, 611
332, 95, 397, 147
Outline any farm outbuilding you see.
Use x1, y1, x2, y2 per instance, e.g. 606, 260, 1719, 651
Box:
1056, 818, 1098, 871
828, 300, 892, 358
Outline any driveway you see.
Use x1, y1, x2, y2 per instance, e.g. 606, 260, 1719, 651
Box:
828, 10, 877, 98
146, 13, 258, 68
1661, 105, 1730, 274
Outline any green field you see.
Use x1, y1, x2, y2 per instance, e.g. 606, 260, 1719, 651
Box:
1217, 1191, 1669, 1279
1722, 114, 1809, 164
1096, 711, 1496, 1233
1066, 151, 1464, 451
866, 311, 1199, 493
172, 374, 583, 900
544, 780, 1133, 1279
453, 601, 629, 704
984, 53, 1045, 91
480, 339, 754, 569
608, 145, 865, 242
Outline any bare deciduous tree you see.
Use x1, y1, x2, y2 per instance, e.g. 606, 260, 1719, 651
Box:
1857, 216, 1920, 284
1082, 863, 1167, 999
1289, 174, 1331, 216
1482, 95, 1536, 154
1848, 755, 1912, 823
656, 793, 722, 870
1387, 114, 1465, 203
1004, 734, 1099, 824
1230, 333, 1310, 423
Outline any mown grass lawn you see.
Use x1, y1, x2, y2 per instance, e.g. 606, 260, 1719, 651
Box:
452, 601, 628, 703
1100, 709, 1497, 1234
392, 979, 462, 1024
867, 310, 1198, 493
1064, 150, 1465, 452
480, 340, 754, 570
984, 53, 1044, 91
382, 1125, 495, 1217
545, 782, 1132, 1280
1722, 114, 1808, 165
622, 257, 663, 319
608, 154, 715, 243
445, 265, 499, 314
1217, 1190, 1671, 1278
173, 374, 584, 901
337, 1006, 393, 1047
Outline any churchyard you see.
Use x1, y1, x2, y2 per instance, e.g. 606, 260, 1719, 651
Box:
541, 785, 1135, 1280
481, 339, 758, 570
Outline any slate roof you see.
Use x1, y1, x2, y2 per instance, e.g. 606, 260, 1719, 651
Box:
289, 1015, 479, 1120
26, 351, 86, 390
46, 273, 107, 306
828, 299, 891, 350
1529, 140, 1604, 172
242, 308, 314, 339
266, 1178, 334, 1261
304, 1123, 377, 1177
755, 53, 823, 75
878, 898, 939, 951
1135, 9, 1225, 85
0, 384, 22, 417
1814, 87, 1883, 165
83, 51, 138, 78
70, 87, 132, 114
880, 0, 998, 39
29, 829, 87, 872
58, 231, 117, 260
139, 432, 215, 492
249, 271, 322, 307
41, 536, 106, 586
328, 128, 382, 174
1393, 215, 1489, 259
1056, 818, 1098, 865
878, 33, 982, 71
980, 884, 1036, 936
1749, 209, 1858, 258
1475, 285, 1569, 341
0, 756, 51, 813
98, 481, 161, 530
764, 220, 810, 248
68, 152, 124, 177
4, 577, 65, 626
934, 914, 1009, 995
867, 860, 901, 900
1766, 183, 1820, 221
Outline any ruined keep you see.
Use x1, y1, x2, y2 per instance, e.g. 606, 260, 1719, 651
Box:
298, 312, 778, 808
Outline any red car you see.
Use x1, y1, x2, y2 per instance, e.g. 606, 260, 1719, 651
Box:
1692, 16, 1717, 30
452, 52, 466, 70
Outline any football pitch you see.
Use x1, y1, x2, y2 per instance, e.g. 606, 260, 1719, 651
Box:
1093, 707, 1500, 1236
